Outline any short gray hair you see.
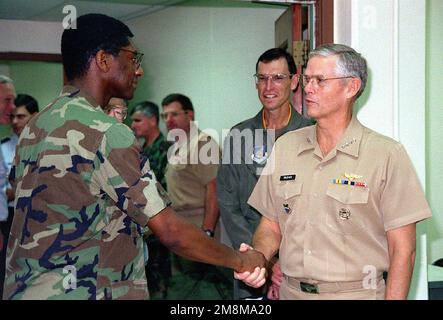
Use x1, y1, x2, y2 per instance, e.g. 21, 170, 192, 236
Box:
309, 44, 367, 99
0, 74, 13, 84
131, 101, 160, 125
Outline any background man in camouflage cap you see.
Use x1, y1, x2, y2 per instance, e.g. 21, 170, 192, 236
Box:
2, 13, 265, 300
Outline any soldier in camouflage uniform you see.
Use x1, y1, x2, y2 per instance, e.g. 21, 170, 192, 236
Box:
130, 101, 171, 191
2, 13, 266, 300
130, 101, 172, 298
141, 133, 170, 190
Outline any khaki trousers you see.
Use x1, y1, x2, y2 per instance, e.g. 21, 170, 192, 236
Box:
172, 208, 221, 277
280, 277, 386, 300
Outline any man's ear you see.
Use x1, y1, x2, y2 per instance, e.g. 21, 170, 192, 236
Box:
346, 77, 361, 99
290, 74, 300, 92
187, 110, 195, 121
95, 50, 111, 73
147, 116, 157, 127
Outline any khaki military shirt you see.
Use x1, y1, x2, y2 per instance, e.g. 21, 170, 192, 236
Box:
4, 86, 169, 300
166, 122, 220, 211
248, 115, 431, 282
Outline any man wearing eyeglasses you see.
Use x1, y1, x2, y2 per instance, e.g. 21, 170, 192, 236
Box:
217, 48, 313, 300
104, 97, 128, 123
0, 75, 16, 299
161, 94, 225, 292
2, 14, 266, 300
0, 75, 16, 141
236, 44, 431, 300
162, 93, 221, 240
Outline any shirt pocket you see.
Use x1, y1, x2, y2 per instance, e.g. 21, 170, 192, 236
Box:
325, 183, 369, 235
276, 182, 303, 215
276, 182, 303, 234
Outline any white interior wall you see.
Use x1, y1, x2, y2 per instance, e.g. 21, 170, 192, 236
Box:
128, 5, 285, 143
335, 0, 428, 300
1, 1, 432, 299
0, 65, 10, 76
427, 0, 443, 270
0, 5, 284, 142
0, 19, 62, 54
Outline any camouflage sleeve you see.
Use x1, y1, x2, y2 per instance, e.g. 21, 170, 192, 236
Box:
139, 154, 151, 175
92, 123, 169, 227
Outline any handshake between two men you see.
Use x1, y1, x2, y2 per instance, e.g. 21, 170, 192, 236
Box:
233, 243, 282, 300
232, 216, 284, 300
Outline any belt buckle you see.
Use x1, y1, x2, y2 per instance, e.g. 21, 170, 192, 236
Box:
300, 282, 319, 294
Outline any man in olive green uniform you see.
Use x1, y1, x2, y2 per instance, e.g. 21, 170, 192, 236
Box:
236, 44, 431, 300
217, 48, 312, 299
2, 13, 265, 300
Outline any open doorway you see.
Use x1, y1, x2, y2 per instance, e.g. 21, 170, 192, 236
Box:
259, 0, 334, 115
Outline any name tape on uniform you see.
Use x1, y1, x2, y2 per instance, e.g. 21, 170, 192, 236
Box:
280, 174, 296, 181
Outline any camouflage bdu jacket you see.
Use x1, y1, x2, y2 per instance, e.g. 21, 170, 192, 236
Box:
3, 86, 169, 300
141, 132, 171, 191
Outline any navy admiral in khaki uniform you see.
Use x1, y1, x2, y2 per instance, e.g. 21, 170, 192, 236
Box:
235, 44, 432, 299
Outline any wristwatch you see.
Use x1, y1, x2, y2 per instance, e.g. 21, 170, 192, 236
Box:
204, 229, 214, 238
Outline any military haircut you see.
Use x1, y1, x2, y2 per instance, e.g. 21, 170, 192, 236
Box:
0, 74, 13, 84
256, 48, 297, 75
161, 93, 194, 112
61, 13, 134, 81
131, 101, 160, 124
309, 43, 368, 99
14, 94, 39, 114
103, 98, 128, 114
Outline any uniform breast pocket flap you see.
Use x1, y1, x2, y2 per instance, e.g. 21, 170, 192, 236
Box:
325, 183, 369, 235
326, 183, 369, 204
278, 182, 302, 215
281, 182, 302, 199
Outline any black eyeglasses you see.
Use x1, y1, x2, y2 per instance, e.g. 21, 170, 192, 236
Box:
119, 48, 144, 68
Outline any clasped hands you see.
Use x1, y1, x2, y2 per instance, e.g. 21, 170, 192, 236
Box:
233, 243, 268, 289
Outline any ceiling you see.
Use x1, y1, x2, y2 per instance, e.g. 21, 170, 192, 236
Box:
0, 0, 186, 22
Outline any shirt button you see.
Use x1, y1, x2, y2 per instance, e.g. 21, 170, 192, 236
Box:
313, 193, 318, 198
318, 166, 323, 171
305, 249, 312, 255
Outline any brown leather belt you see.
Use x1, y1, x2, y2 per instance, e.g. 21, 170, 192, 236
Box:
284, 275, 382, 294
